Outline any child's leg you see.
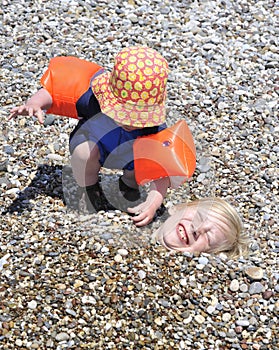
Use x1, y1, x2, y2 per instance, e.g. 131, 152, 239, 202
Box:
70, 141, 115, 212
122, 169, 139, 189
70, 141, 100, 187
119, 169, 141, 203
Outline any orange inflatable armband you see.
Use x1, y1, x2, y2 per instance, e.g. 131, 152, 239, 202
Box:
40, 56, 102, 119
133, 120, 196, 186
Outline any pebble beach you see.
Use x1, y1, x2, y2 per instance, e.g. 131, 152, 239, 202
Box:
0, 0, 278, 349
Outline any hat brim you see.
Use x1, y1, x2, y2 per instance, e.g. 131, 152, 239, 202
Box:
91, 72, 166, 128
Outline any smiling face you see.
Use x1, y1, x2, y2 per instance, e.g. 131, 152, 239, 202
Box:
155, 203, 232, 254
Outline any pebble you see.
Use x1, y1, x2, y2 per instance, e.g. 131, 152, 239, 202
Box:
81, 295, 96, 304
0, 253, 10, 271
236, 320, 250, 327
198, 256, 209, 265
43, 115, 56, 126
114, 254, 123, 262
180, 279, 188, 287
222, 313, 232, 322
0, 160, 8, 172
249, 282, 265, 295
46, 153, 63, 161
55, 333, 70, 342
245, 267, 264, 280
194, 315, 205, 324
138, 270, 147, 279
27, 300, 37, 310
239, 283, 249, 293
230, 279, 240, 292
117, 248, 129, 256
0, 0, 278, 349
262, 290, 273, 300
3, 145, 14, 155
15, 339, 23, 347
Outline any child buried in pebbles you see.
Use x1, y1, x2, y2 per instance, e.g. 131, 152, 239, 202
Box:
152, 197, 249, 258
9, 46, 194, 226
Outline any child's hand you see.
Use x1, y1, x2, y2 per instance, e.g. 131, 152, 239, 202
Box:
9, 88, 52, 124
128, 177, 170, 227
128, 201, 158, 227
9, 104, 45, 124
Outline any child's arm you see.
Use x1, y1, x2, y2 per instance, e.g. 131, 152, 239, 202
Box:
9, 88, 53, 124
127, 177, 170, 227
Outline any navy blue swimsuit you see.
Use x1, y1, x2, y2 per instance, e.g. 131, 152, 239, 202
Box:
69, 88, 167, 171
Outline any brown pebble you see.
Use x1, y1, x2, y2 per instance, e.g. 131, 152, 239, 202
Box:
262, 290, 273, 300
235, 326, 243, 333
245, 267, 264, 280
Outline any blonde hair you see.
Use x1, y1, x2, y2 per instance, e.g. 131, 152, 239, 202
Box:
159, 197, 250, 259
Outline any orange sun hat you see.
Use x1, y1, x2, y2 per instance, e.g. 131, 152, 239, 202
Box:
91, 46, 169, 128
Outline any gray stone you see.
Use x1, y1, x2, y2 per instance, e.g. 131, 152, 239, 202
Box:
249, 282, 265, 295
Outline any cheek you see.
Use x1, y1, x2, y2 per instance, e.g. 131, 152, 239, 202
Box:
191, 237, 210, 253
160, 215, 180, 234
155, 221, 176, 247
162, 227, 177, 245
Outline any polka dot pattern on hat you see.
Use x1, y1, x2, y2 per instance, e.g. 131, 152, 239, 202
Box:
91, 46, 169, 128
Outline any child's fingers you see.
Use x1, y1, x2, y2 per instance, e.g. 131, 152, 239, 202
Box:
133, 214, 153, 227
9, 105, 28, 119
26, 107, 45, 123
128, 209, 154, 227
8, 106, 45, 124
18, 105, 28, 115
128, 210, 144, 220
35, 109, 45, 124
8, 112, 16, 120
127, 206, 143, 215
8, 107, 22, 119
28, 107, 34, 117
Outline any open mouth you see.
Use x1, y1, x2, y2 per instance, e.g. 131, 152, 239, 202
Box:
177, 223, 189, 245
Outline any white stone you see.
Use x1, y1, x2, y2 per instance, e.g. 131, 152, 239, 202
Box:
27, 300, 37, 309
194, 314, 205, 324
180, 278, 187, 286
81, 295, 96, 304
138, 270, 146, 279
229, 279, 240, 292
117, 248, 128, 256
114, 254, 123, 263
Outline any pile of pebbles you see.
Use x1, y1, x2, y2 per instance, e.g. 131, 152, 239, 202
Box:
1, 0, 278, 348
